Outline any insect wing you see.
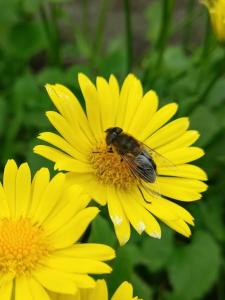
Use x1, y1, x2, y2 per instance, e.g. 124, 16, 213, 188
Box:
140, 142, 176, 169
134, 152, 156, 183
121, 153, 161, 201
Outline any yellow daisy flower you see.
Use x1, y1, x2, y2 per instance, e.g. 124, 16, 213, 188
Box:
0, 160, 115, 299
50, 279, 141, 300
34, 74, 207, 245
202, 0, 225, 42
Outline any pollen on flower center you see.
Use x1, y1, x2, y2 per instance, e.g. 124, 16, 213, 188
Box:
0, 218, 50, 276
90, 142, 136, 189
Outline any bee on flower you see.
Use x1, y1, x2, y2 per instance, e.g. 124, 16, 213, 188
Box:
34, 74, 207, 245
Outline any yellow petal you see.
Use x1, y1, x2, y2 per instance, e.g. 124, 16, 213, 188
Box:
33, 268, 78, 294
44, 255, 112, 274
15, 163, 31, 218
0, 183, 10, 218
157, 130, 200, 154
55, 158, 93, 173
45, 83, 94, 143
107, 187, 131, 245
145, 197, 194, 225
120, 190, 161, 238
112, 281, 133, 300
116, 74, 143, 130
46, 111, 90, 153
28, 277, 51, 300
65, 173, 107, 205
157, 177, 207, 201
96, 76, 117, 130
56, 243, 115, 261
129, 90, 158, 137
78, 73, 103, 140
0, 280, 13, 300
139, 103, 178, 141
15, 277, 33, 300
3, 159, 18, 217
157, 164, 208, 180
90, 280, 108, 300
48, 207, 99, 248
34, 145, 71, 163
163, 147, 204, 165
32, 173, 65, 224
38, 132, 87, 162
43, 185, 90, 235
146, 117, 190, 149
163, 219, 192, 237
29, 167, 50, 218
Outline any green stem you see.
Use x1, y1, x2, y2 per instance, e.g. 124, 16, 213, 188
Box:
92, 0, 110, 64
123, 0, 133, 73
40, 1, 61, 66
202, 12, 213, 59
143, 0, 175, 86
186, 51, 225, 115
182, 0, 195, 52
82, 0, 89, 38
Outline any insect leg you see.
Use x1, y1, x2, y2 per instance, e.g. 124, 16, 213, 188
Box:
137, 185, 151, 204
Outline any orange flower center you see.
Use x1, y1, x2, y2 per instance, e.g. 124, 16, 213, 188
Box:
90, 142, 136, 189
0, 218, 50, 276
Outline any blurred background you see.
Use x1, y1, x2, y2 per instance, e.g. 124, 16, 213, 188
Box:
0, 0, 225, 299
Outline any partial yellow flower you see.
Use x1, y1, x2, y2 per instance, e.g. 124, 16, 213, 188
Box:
34, 74, 207, 245
202, 0, 225, 42
50, 279, 141, 300
0, 160, 115, 299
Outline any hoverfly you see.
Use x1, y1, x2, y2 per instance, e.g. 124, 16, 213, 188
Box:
105, 127, 173, 202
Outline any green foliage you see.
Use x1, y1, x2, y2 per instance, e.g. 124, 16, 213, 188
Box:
1, 1, 225, 299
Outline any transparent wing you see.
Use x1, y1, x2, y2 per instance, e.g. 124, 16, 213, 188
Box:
140, 142, 176, 169
121, 153, 161, 202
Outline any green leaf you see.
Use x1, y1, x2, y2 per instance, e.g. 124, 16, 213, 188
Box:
141, 227, 174, 272
167, 231, 221, 300
190, 105, 220, 147
88, 215, 116, 247
0, 97, 7, 137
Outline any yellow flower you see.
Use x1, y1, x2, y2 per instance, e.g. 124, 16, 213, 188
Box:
202, 0, 225, 42
34, 74, 207, 245
50, 279, 141, 300
0, 160, 115, 298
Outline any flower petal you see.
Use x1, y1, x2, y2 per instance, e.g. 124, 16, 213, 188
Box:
78, 73, 103, 140
112, 281, 133, 300
146, 117, 190, 149
38, 132, 87, 162
3, 159, 18, 217
32, 173, 65, 224
15, 163, 31, 218
45, 83, 94, 144
139, 103, 178, 141
107, 187, 131, 245
157, 130, 200, 154
157, 164, 207, 180
129, 90, 158, 137
116, 74, 143, 130
28, 167, 50, 218
55, 243, 115, 261
48, 207, 99, 248
0, 280, 13, 300
157, 177, 207, 201
162, 147, 204, 165
33, 268, 78, 294
44, 255, 112, 274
